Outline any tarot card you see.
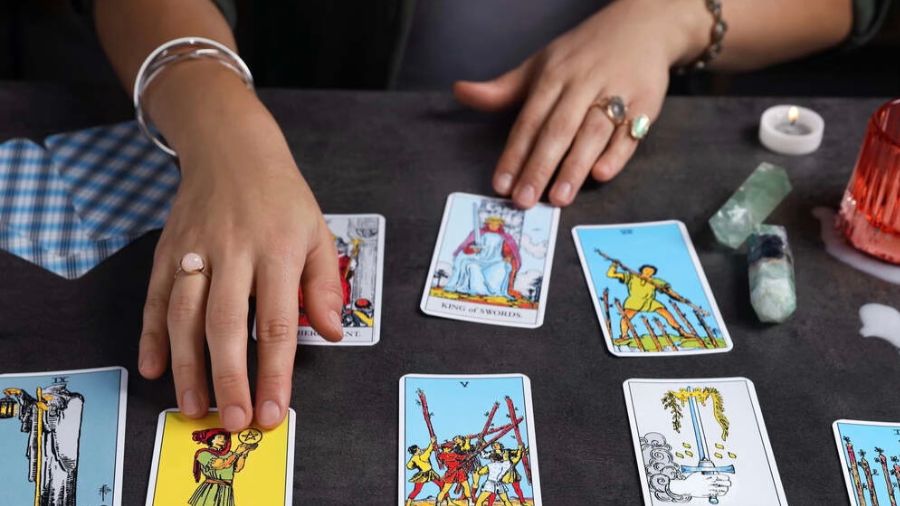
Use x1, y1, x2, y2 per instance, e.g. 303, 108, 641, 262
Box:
252, 213, 385, 346
0, 366, 128, 506
832, 419, 900, 505
572, 221, 733, 356
623, 378, 787, 505
145, 408, 296, 506
399, 374, 542, 506
420, 193, 560, 328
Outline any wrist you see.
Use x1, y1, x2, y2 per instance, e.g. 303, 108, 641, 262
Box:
634, 0, 713, 67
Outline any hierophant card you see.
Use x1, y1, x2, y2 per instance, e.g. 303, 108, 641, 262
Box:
832, 419, 900, 506
0, 366, 128, 506
252, 213, 385, 346
624, 377, 787, 505
399, 374, 542, 506
420, 193, 560, 328
573, 221, 732, 356
146, 408, 296, 506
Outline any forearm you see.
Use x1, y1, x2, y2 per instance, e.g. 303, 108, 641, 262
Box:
652, 0, 853, 72
94, 0, 264, 157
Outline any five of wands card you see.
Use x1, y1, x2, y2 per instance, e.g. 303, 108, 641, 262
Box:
399, 374, 542, 505
833, 419, 900, 506
421, 193, 560, 328
0, 367, 128, 506
253, 213, 385, 346
146, 408, 296, 506
573, 221, 733, 356
624, 378, 787, 505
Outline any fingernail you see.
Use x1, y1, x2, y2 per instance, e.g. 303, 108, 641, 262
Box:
258, 400, 282, 427
495, 173, 514, 194
182, 389, 201, 417
553, 182, 572, 203
221, 405, 247, 431
328, 310, 343, 334
515, 184, 536, 206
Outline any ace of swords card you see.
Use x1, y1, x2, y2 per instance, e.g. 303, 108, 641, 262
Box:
572, 221, 733, 356
252, 213, 385, 346
420, 193, 560, 328
832, 419, 900, 506
0, 366, 128, 506
399, 374, 542, 505
623, 378, 787, 505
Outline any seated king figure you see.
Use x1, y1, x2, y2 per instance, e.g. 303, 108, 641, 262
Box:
443, 216, 521, 300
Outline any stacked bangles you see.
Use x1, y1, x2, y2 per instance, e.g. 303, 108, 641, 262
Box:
592, 95, 650, 141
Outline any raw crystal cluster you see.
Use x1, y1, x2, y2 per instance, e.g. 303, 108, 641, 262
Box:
709, 163, 792, 249
748, 225, 796, 323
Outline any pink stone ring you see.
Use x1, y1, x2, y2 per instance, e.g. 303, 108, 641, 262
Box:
174, 252, 210, 280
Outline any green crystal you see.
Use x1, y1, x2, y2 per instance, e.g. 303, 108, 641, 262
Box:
630, 115, 650, 139
709, 162, 792, 249
748, 225, 796, 323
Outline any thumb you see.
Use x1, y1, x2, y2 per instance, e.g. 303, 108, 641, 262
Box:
453, 56, 535, 112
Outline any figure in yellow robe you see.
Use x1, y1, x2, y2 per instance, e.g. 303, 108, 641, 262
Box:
607, 263, 688, 340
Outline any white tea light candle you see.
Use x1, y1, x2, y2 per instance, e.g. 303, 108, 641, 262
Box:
759, 105, 824, 155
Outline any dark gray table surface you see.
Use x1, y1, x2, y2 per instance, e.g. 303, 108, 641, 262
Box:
0, 82, 897, 505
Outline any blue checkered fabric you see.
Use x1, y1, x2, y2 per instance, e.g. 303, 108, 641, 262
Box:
0, 122, 180, 279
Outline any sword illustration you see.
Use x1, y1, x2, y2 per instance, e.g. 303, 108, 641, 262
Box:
679, 387, 735, 504
473, 203, 481, 246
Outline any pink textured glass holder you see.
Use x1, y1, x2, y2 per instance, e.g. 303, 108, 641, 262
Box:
838, 98, 900, 265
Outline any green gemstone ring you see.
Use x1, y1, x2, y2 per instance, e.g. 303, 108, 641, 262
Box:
629, 114, 651, 140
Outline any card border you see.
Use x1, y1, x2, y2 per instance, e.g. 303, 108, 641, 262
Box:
622, 377, 787, 505
145, 407, 296, 506
398, 373, 542, 505
831, 418, 900, 506
0, 366, 128, 506
419, 192, 560, 329
572, 220, 733, 357
252, 213, 386, 347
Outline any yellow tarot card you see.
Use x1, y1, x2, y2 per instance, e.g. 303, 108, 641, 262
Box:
145, 408, 295, 506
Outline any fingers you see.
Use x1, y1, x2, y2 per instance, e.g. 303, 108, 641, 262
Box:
167, 266, 211, 418
253, 259, 301, 429
205, 257, 254, 432
300, 225, 345, 343
592, 95, 663, 182
453, 57, 536, 112
549, 102, 615, 206
139, 253, 175, 379
492, 77, 564, 198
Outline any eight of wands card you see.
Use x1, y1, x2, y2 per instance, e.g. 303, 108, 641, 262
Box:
399, 374, 542, 506
0, 366, 128, 506
832, 419, 900, 506
253, 213, 385, 345
420, 193, 560, 328
572, 221, 732, 356
623, 378, 787, 505
146, 408, 296, 506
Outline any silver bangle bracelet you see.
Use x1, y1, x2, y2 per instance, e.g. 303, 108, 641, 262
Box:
133, 37, 255, 158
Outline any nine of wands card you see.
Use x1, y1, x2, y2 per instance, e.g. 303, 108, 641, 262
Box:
252, 213, 385, 346
572, 221, 733, 356
0, 367, 128, 506
399, 374, 542, 506
623, 378, 787, 505
832, 419, 900, 506
421, 193, 560, 328
145, 409, 295, 506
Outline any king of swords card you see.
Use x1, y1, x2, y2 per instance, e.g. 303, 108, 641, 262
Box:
420, 193, 560, 328
0, 366, 128, 506
832, 419, 900, 506
572, 221, 733, 356
623, 378, 787, 505
145, 408, 296, 506
399, 374, 542, 506
252, 213, 385, 346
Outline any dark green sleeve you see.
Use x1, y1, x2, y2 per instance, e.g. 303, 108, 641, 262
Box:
847, 0, 893, 48
212, 0, 238, 29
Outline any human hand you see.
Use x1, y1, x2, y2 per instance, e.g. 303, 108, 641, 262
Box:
669, 472, 732, 498
455, 0, 709, 207
137, 74, 344, 432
